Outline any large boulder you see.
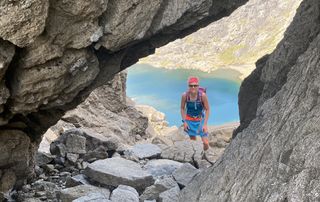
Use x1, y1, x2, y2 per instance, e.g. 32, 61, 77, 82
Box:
84, 157, 154, 192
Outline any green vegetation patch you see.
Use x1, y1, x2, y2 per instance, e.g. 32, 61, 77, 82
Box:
218, 44, 246, 65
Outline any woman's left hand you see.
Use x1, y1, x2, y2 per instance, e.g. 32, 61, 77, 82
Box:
203, 124, 208, 133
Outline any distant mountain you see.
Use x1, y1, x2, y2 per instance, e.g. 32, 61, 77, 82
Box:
140, 0, 302, 80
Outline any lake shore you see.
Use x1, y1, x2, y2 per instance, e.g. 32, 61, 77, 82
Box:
137, 61, 253, 83
127, 63, 240, 126
133, 101, 240, 140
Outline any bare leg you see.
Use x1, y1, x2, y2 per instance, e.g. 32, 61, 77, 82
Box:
202, 137, 209, 151
190, 136, 196, 140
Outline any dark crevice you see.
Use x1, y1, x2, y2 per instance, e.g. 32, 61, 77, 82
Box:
232, 54, 268, 138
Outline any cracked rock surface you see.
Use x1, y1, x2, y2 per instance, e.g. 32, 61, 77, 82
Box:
180, 0, 320, 201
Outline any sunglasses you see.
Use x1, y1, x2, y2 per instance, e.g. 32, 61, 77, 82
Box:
189, 85, 199, 88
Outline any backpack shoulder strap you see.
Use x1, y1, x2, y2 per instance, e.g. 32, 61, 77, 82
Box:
198, 91, 206, 106
185, 91, 190, 101
197, 91, 202, 102
198, 87, 206, 103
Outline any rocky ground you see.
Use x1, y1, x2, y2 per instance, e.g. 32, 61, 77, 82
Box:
3, 71, 237, 201
6, 121, 236, 202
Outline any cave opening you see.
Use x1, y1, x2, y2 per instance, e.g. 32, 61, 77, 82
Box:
0, 0, 305, 200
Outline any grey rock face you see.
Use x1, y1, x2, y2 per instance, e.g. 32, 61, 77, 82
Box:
110, 185, 139, 202
84, 157, 154, 192
11, 49, 100, 113
124, 143, 162, 159
144, 159, 183, 178
0, 1, 49, 47
18, 0, 108, 68
172, 163, 200, 188
180, 0, 320, 201
99, 0, 162, 51
148, 0, 211, 35
58, 185, 110, 202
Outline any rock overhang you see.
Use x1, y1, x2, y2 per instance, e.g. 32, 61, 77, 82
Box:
0, 0, 250, 194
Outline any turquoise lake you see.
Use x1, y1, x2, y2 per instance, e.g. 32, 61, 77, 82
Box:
127, 64, 241, 126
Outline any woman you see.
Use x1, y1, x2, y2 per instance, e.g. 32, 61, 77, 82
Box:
180, 76, 210, 150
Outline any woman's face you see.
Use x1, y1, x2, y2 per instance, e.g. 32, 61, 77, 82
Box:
188, 82, 199, 93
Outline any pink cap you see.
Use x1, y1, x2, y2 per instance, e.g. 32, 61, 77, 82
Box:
188, 76, 199, 84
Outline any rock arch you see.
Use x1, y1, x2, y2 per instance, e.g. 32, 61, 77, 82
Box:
0, 0, 248, 193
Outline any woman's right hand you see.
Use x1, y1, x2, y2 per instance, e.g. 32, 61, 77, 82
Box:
183, 122, 189, 131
